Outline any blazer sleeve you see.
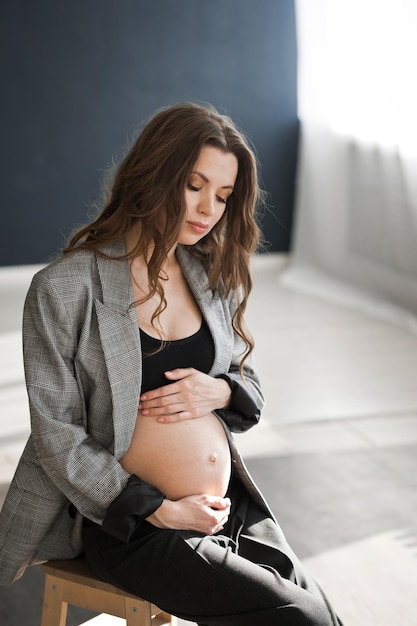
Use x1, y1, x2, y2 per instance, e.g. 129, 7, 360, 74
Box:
215, 291, 265, 433
23, 273, 163, 536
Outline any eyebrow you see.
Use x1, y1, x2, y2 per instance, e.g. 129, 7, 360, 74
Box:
191, 170, 235, 190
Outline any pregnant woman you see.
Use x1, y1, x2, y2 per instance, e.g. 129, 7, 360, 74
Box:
0, 103, 343, 625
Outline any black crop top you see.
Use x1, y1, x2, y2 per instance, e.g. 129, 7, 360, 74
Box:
139, 318, 215, 393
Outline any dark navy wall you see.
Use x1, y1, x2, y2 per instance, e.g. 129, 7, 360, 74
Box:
1, 0, 298, 265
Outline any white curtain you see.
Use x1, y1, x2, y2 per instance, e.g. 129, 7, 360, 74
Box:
283, 0, 417, 332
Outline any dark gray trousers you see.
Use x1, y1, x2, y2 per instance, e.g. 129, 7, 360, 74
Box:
83, 477, 343, 626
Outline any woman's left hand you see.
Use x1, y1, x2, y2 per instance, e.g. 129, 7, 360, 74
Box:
138, 368, 232, 422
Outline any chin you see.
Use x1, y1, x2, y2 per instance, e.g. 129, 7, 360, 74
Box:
178, 234, 205, 246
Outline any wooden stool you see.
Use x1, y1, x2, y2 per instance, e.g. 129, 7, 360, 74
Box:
40, 557, 177, 626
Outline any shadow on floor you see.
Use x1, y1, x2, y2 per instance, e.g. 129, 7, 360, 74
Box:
246, 442, 417, 560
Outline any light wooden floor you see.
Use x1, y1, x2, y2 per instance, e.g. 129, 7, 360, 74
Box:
1, 255, 417, 625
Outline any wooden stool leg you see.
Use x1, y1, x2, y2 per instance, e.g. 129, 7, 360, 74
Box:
159, 612, 177, 625
124, 596, 152, 626
40, 574, 68, 626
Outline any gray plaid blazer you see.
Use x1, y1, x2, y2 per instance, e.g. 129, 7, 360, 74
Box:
0, 240, 269, 585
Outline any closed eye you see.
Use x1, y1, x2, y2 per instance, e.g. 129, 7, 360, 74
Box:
187, 183, 201, 192
187, 182, 230, 204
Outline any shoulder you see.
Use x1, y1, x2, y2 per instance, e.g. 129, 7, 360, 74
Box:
28, 248, 101, 300
30, 239, 127, 294
32, 248, 97, 285
25, 249, 102, 325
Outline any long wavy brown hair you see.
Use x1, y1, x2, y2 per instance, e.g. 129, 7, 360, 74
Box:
64, 102, 263, 370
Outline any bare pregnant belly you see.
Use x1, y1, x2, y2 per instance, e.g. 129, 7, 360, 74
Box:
119, 412, 231, 501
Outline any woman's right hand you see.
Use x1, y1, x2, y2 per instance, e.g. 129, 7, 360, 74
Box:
146, 494, 231, 535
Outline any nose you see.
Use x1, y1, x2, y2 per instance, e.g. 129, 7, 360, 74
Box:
198, 194, 216, 216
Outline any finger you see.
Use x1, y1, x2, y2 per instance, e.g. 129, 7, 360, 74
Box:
140, 388, 185, 412
163, 368, 196, 381
140, 384, 179, 402
205, 496, 231, 510
156, 411, 198, 423
140, 372, 203, 406
140, 399, 184, 415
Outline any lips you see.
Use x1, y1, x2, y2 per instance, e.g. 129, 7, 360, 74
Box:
187, 221, 209, 235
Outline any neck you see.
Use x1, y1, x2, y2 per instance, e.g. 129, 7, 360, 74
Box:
125, 231, 179, 271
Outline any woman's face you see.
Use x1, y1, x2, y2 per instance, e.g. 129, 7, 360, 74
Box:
178, 145, 238, 245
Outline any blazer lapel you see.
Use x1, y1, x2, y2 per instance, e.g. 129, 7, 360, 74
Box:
95, 241, 142, 458
176, 246, 233, 376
